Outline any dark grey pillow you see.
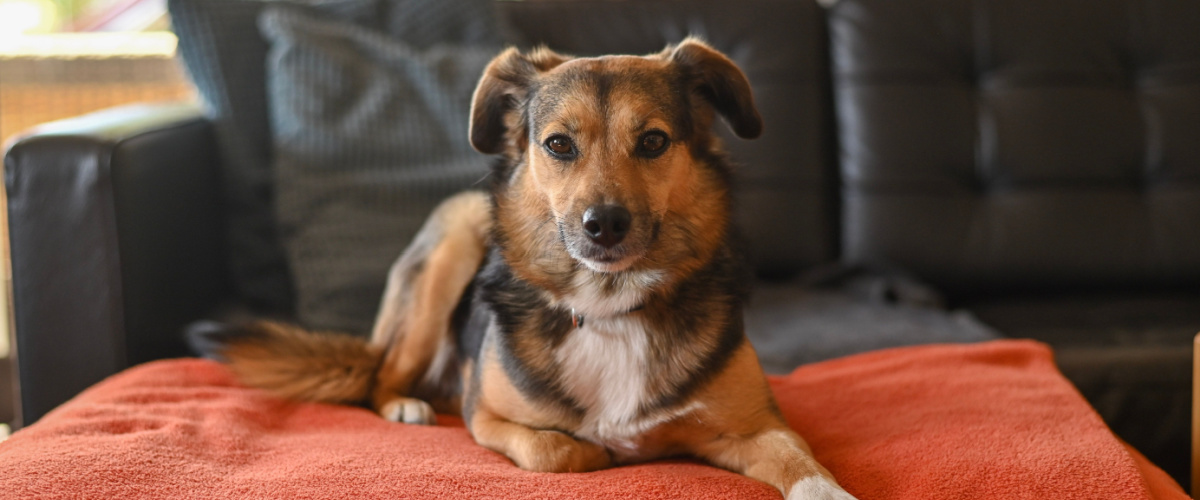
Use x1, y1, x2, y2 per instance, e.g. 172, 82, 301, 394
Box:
261, 4, 497, 333
168, 0, 502, 315
169, 0, 384, 314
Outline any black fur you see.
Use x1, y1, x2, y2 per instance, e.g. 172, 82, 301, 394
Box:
641, 242, 752, 414
471, 250, 585, 417
185, 320, 253, 361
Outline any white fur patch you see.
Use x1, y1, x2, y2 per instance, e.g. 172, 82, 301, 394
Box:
579, 256, 636, 273
786, 476, 858, 500
378, 397, 436, 426
553, 267, 697, 460
555, 315, 649, 437
560, 269, 663, 318
553, 313, 700, 458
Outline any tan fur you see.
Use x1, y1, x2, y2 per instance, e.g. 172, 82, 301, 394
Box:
470, 414, 612, 473
463, 39, 852, 498
688, 343, 837, 493
469, 340, 611, 473
212, 38, 853, 500
214, 192, 489, 415
369, 192, 491, 414
219, 321, 382, 404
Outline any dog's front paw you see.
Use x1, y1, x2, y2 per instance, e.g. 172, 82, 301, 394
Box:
786, 476, 858, 500
519, 430, 612, 473
378, 397, 436, 425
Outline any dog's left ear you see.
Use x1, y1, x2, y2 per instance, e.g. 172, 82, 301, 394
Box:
668, 38, 763, 139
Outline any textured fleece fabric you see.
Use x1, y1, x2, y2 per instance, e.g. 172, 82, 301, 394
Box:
0, 341, 1186, 499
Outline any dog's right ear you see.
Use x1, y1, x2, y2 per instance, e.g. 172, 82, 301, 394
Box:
470, 47, 569, 155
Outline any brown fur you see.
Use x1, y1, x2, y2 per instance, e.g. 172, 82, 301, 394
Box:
215, 321, 381, 404
200, 38, 854, 499
369, 192, 491, 415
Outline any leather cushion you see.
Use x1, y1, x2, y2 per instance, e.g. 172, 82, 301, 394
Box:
831, 0, 1200, 295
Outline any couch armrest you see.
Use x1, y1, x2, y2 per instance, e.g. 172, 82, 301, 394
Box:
5, 102, 234, 426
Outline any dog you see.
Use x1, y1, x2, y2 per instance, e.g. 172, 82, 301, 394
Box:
191, 38, 857, 500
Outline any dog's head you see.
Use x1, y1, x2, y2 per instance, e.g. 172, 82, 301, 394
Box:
471, 38, 760, 291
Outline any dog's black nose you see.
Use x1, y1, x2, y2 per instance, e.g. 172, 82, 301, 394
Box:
582, 205, 632, 248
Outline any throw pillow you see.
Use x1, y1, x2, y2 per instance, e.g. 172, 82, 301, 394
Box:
168, 0, 501, 315
261, 4, 497, 332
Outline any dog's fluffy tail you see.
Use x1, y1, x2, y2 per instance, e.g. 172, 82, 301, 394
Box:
188, 320, 382, 405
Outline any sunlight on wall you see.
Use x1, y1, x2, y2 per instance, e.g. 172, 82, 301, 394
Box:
0, 31, 176, 56
0, 32, 191, 145
0, 0, 59, 36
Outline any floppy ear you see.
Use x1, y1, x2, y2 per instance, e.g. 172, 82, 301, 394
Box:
668, 38, 763, 139
469, 47, 570, 154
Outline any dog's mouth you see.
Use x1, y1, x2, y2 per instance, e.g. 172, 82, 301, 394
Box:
568, 239, 644, 273
577, 252, 640, 273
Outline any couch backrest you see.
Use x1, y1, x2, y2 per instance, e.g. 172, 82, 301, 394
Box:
498, 0, 838, 278
174, 0, 1200, 302
830, 0, 1200, 296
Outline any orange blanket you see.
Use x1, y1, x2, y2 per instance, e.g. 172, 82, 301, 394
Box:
0, 340, 1187, 499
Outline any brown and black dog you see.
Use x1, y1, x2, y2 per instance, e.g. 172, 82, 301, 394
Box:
192, 38, 856, 500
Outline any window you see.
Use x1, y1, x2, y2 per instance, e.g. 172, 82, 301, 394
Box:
0, 0, 194, 143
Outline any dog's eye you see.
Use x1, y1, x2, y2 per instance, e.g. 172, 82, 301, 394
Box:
638, 131, 669, 157
544, 135, 577, 158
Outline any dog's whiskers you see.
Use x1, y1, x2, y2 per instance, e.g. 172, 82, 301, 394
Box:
470, 171, 492, 187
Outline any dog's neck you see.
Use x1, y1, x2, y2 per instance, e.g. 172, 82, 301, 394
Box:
556, 267, 664, 323
568, 303, 644, 329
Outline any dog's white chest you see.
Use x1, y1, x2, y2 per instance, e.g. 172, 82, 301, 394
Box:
554, 315, 651, 441
555, 315, 702, 460
553, 269, 697, 460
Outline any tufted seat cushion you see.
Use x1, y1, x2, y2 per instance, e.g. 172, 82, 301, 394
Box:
831, 0, 1200, 296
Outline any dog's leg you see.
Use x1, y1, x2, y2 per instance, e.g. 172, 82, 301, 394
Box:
469, 412, 612, 473
369, 191, 491, 423
696, 427, 857, 500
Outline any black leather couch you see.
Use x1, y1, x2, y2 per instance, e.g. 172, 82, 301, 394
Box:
6, 0, 1198, 489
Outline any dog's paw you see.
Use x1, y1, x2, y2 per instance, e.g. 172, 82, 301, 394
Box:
786, 476, 858, 500
378, 397, 436, 425
519, 430, 612, 473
